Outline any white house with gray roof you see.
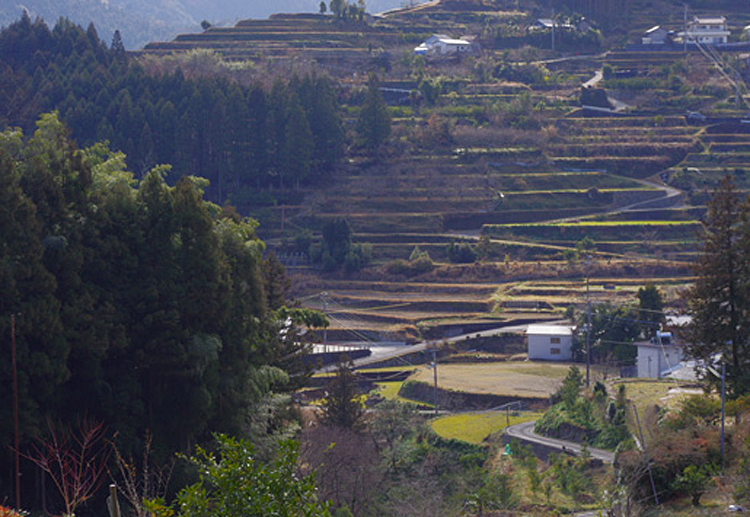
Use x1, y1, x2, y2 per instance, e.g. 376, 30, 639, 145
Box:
526, 325, 574, 360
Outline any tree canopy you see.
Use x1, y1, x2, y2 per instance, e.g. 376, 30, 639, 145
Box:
0, 113, 307, 501
0, 16, 345, 206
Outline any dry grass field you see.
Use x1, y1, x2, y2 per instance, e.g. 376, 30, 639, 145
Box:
410, 361, 611, 398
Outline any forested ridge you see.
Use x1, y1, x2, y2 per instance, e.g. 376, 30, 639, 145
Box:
0, 13, 345, 206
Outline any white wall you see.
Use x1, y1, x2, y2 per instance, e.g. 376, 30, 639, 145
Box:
527, 333, 573, 360
637, 345, 684, 378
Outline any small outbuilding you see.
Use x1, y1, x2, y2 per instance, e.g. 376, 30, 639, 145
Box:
635, 331, 685, 378
414, 34, 476, 56
642, 25, 670, 45
526, 325, 574, 360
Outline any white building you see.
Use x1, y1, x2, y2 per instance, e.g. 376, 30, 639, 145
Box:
414, 34, 475, 56
684, 16, 731, 45
526, 325, 574, 360
635, 331, 685, 378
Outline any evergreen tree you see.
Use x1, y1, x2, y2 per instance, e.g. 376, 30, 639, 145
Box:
356, 74, 390, 153
246, 86, 270, 188
637, 284, 665, 339
262, 251, 292, 311
321, 361, 364, 429
111, 29, 125, 58
0, 147, 67, 446
281, 95, 313, 188
687, 175, 750, 397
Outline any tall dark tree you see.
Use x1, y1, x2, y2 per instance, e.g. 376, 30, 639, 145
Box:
321, 361, 364, 430
637, 284, 665, 339
686, 175, 750, 397
262, 251, 292, 311
111, 29, 125, 58
356, 74, 390, 154
0, 147, 67, 449
280, 95, 313, 188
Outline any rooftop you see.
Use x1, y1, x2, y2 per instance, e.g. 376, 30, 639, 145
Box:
526, 325, 573, 336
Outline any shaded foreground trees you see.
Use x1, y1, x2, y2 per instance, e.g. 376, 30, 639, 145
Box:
0, 113, 315, 510
145, 435, 330, 516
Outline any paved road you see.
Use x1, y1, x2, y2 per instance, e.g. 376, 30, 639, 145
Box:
316, 320, 571, 372
582, 69, 603, 88
505, 420, 615, 463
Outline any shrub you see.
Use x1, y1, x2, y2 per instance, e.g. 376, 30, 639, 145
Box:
447, 241, 478, 264
343, 243, 372, 273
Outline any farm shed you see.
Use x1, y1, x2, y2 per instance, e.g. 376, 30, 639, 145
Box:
414, 34, 475, 56
635, 331, 685, 378
526, 325, 574, 360
642, 25, 670, 45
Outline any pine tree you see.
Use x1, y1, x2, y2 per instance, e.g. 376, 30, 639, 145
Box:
637, 284, 665, 339
321, 361, 364, 429
280, 95, 313, 188
686, 175, 750, 397
356, 74, 390, 154
111, 29, 125, 58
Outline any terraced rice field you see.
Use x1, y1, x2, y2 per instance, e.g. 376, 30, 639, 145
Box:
165, 7, 746, 344
288, 113, 706, 341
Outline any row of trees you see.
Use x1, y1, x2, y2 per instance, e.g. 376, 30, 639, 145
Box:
0, 113, 321, 510
0, 15, 347, 204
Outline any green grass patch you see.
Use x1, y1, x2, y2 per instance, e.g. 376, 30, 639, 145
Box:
374, 381, 433, 407
430, 410, 543, 444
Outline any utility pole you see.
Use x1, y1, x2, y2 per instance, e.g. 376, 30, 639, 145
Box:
721, 362, 726, 474
12, 314, 21, 510
322, 293, 328, 353
585, 254, 591, 387
551, 8, 555, 52
634, 403, 659, 505
683, 4, 688, 53
431, 342, 439, 416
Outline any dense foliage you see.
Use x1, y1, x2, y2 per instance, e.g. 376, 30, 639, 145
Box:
0, 113, 306, 508
535, 367, 631, 451
0, 15, 345, 205
146, 435, 330, 516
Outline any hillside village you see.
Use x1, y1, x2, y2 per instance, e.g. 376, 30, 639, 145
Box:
2, 0, 750, 515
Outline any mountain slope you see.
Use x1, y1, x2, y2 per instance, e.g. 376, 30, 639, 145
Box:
0, 0, 420, 49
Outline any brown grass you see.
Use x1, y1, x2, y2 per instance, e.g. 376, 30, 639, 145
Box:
410, 361, 609, 398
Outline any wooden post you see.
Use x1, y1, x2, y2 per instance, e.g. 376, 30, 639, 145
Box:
12, 314, 21, 510
107, 483, 121, 517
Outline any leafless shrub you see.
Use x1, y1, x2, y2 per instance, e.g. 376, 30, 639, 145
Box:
111, 432, 173, 517
24, 418, 111, 517
300, 425, 382, 515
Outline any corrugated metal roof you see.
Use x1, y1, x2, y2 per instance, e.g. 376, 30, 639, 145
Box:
438, 38, 471, 45
526, 325, 573, 336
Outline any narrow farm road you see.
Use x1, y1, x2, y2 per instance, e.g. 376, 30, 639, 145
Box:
318, 321, 565, 372
505, 420, 615, 463
582, 69, 603, 89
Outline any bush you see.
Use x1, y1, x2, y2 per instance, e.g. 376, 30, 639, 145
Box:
447, 241, 478, 264
343, 243, 372, 273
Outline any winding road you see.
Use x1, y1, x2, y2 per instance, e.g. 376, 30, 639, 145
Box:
505, 420, 615, 463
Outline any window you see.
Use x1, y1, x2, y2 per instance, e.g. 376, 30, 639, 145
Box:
551, 348, 561, 355
550, 337, 561, 344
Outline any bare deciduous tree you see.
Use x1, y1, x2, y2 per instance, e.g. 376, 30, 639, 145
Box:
24, 418, 110, 517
